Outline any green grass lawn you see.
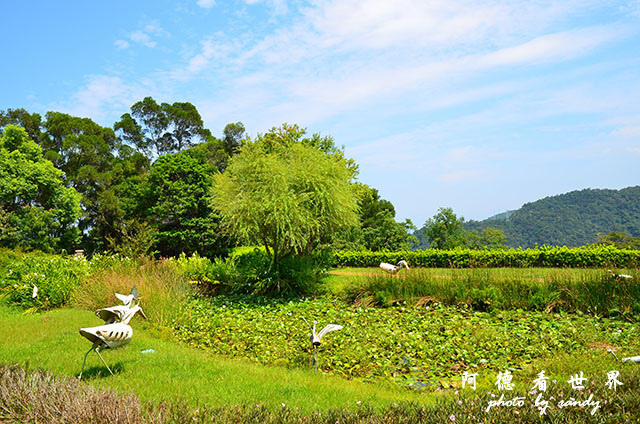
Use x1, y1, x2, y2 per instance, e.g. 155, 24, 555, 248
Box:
0, 305, 426, 414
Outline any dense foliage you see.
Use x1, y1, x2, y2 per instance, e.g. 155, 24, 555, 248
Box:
334, 245, 640, 268
0, 126, 81, 251
211, 124, 359, 292
415, 207, 506, 250
464, 186, 640, 248
1, 105, 420, 260
0, 249, 90, 311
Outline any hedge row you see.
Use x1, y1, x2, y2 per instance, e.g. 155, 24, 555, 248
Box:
333, 245, 640, 268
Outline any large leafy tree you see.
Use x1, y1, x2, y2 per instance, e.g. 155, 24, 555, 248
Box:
114, 97, 211, 159
335, 184, 416, 251
135, 138, 230, 257
0, 108, 44, 144
211, 124, 359, 266
222, 121, 245, 156
42, 112, 148, 251
423, 207, 467, 250
0, 125, 81, 251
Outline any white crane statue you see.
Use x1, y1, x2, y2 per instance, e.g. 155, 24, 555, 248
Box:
608, 270, 633, 280
114, 285, 140, 307
379, 260, 410, 274
96, 286, 141, 324
78, 288, 146, 379
608, 349, 640, 364
303, 318, 343, 372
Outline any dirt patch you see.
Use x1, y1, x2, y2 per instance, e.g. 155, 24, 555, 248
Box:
588, 341, 617, 351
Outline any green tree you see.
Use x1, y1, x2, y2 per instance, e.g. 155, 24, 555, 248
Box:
42, 112, 147, 252
596, 231, 640, 250
467, 227, 507, 249
222, 122, 246, 156
423, 207, 467, 250
114, 97, 211, 158
136, 138, 230, 257
0, 108, 44, 144
211, 124, 359, 267
340, 184, 417, 251
0, 125, 81, 251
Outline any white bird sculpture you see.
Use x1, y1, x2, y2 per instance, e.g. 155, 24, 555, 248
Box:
97, 286, 141, 324
608, 349, 640, 364
114, 285, 140, 307
32, 284, 38, 299
304, 318, 343, 372
609, 270, 633, 280
379, 260, 410, 274
78, 302, 146, 378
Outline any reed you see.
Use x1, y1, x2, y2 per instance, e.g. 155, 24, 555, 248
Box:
341, 267, 640, 316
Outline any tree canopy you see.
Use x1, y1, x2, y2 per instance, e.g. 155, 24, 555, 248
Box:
0, 125, 81, 251
114, 97, 211, 159
211, 124, 359, 265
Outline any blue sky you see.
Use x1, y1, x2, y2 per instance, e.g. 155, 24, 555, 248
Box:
2, 0, 639, 226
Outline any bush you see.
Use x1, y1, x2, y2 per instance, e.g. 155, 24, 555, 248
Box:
175, 248, 330, 297
0, 251, 90, 312
334, 245, 640, 268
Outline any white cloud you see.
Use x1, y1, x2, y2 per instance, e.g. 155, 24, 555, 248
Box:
130, 30, 157, 48
197, 0, 216, 8
122, 22, 169, 49
52, 75, 147, 125
244, 0, 288, 15
114, 39, 130, 50
478, 26, 618, 68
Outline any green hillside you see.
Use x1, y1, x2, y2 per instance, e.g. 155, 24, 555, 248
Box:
465, 186, 640, 248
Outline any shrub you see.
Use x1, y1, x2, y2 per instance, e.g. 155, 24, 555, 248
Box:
0, 252, 90, 312
334, 245, 640, 268
175, 248, 330, 297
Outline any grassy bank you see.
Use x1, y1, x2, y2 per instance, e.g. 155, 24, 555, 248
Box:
0, 306, 425, 414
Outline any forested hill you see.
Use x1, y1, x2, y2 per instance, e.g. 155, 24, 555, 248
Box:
464, 186, 640, 248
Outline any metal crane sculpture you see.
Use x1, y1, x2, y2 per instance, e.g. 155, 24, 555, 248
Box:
380, 260, 410, 274
96, 286, 141, 324
608, 349, 640, 364
609, 270, 633, 280
78, 287, 146, 378
303, 318, 343, 372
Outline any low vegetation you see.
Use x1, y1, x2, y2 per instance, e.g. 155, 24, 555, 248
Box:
334, 245, 640, 268
340, 267, 640, 317
2, 336, 640, 423
2, 250, 640, 423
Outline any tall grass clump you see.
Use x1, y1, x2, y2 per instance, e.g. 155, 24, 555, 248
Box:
74, 257, 191, 328
343, 267, 640, 316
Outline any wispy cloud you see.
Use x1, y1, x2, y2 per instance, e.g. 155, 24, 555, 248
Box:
197, 0, 216, 9
51, 75, 148, 125
116, 21, 170, 50
114, 39, 130, 50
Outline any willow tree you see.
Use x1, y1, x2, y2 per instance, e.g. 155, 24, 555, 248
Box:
211, 124, 359, 267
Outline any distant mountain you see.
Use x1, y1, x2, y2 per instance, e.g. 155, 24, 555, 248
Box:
484, 210, 516, 222
464, 186, 640, 248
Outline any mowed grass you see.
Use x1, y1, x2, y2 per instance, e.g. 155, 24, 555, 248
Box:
0, 305, 427, 414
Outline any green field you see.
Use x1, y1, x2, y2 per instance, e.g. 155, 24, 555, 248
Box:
2, 260, 640, 422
